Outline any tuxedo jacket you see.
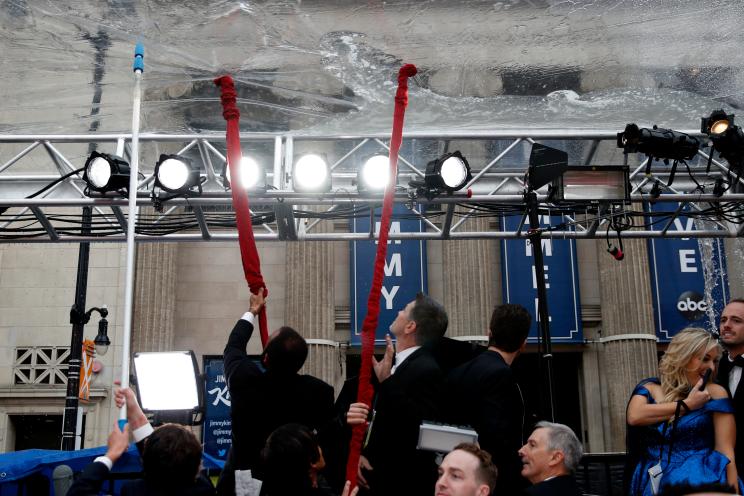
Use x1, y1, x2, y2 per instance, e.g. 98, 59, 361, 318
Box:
362, 347, 444, 496
67, 460, 215, 496
223, 319, 335, 473
523, 475, 583, 496
446, 350, 528, 494
716, 354, 744, 476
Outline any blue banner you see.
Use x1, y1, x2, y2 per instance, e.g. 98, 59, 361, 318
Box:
203, 356, 232, 461
501, 215, 583, 343
350, 204, 427, 346
647, 202, 728, 341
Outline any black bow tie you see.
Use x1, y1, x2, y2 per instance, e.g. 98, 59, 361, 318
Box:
733, 355, 744, 368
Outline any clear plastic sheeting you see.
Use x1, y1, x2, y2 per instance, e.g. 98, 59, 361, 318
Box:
1, 0, 743, 135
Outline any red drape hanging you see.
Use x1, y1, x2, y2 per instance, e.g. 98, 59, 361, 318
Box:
345, 63, 417, 489
214, 75, 269, 347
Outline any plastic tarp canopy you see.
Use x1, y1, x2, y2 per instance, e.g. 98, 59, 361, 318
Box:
1, 0, 743, 136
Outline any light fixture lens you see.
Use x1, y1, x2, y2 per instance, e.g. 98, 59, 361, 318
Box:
87, 157, 112, 189
440, 156, 468, 189
157, 158, 190, 191
294, 154, 328, 190
238, 157, 261, 189
711, 119, 730, 135
361, 155, 390, 191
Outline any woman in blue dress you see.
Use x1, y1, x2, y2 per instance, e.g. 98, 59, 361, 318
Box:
626, 327, 742, 495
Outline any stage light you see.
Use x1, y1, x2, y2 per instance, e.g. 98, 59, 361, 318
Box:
224, 156, 266, 191
702, 111, 744, 168
526, 143, 568, 192
701, 109, 733, 136
425, 151, 472, 192
133, 351, 201, 416
358, 155, 390, 193
617, 124, 700, 163
293, 154, 330, 192
555, 166, 630, 202
82, 151, 130, 195
154, 154, 202, 195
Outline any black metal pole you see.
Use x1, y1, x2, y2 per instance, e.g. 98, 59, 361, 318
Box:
61, 207, 91, 450
526, 191, 556, 422
61, 30, 110, 451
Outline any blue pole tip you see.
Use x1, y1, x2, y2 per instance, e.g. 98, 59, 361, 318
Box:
118, 419, 128, 432
135, 43, 144, 58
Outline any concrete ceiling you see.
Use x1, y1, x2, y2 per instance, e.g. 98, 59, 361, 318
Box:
2, 0, 742, 134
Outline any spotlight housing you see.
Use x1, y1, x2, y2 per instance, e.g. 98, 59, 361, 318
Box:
701, 109, 733, 136
526, 143, 568, 192
82, 151, 130, 195
223, 156, 266, 191
617, 124, 700, 162
154, 154, 202, 195
424, 151, 472, 194
357, 155, 391, 194
292, 153, 330, 192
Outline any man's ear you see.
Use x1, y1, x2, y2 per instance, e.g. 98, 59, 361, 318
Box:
548, 450, 565, 468
404, 319, 417, 336
476, 485, 490, 496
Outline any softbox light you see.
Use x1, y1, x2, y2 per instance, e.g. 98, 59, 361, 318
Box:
133, 351, 201, 419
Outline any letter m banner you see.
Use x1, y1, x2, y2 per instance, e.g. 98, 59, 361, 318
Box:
350, 204, 427, 346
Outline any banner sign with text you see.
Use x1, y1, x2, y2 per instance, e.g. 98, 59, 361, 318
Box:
203, 356, 232, 461
350, 204, 427, 346
501, 215, 583, 343
647, 202, 728, 341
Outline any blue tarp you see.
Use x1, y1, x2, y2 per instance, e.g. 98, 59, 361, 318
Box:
0, 444, 223, 495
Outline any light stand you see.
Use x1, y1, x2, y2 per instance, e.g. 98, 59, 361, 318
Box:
525, 190, 556, 422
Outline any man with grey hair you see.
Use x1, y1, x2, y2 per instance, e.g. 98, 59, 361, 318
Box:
518, 421, 583, 495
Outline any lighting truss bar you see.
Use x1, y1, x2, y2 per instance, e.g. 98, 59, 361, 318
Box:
1, 131, 741, 243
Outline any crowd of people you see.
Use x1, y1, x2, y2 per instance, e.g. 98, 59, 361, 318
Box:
64, 295, 744, 496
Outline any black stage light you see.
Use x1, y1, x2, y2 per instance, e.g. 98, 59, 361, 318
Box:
701, 109, 733, 136
82, 151, 130, 195
293, 154, 331, 193
617, 124, 700, 163
526, 143, 568, 192
702, 110, 744, 170
357, 155, 391, 194
154, 154, 202, 195
424, 151, 472, 194
223, 156, 266, 192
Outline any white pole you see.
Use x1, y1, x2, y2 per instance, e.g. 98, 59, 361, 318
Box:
119, 43, 144, 427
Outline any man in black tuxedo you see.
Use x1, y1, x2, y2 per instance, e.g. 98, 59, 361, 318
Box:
445, 303, 531, 494
519, 422, 583, 496
218, 291, 335, 495
716, 298, 744, 477
347, 293, 448, 496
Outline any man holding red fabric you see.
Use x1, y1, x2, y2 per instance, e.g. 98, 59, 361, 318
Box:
217, 291, 335, 496
347, 293, 447, 496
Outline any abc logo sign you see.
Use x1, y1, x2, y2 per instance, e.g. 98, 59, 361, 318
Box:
676, 291, 708, 321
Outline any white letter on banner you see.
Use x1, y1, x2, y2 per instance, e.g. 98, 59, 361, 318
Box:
679, 249, 698, 273
381, 286, 400, 309
384, 253, 403, 277
673, 217, 694, 241
531, 265, 550, 289
525, 238, 553, 257
534, 297, 553, 323
375, 221, 402, 244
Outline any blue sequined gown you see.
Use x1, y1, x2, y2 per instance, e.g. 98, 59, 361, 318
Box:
628, 379, 744, 495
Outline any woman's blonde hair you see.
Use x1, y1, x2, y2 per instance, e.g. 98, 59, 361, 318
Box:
659, 327, 721, 403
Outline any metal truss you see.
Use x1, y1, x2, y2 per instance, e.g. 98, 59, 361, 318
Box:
1, 131, 743, 243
